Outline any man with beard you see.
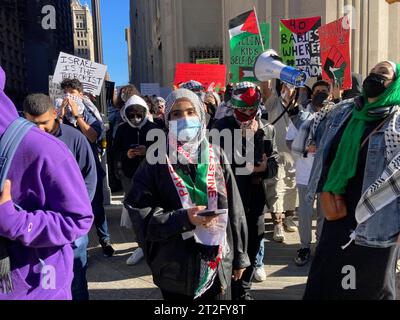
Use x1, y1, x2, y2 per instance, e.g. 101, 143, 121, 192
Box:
23, 93, 97, 300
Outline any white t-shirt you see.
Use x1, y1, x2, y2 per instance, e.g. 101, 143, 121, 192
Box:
286, 123, 315, 186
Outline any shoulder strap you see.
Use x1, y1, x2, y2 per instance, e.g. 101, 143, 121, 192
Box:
0, 118, 35, 191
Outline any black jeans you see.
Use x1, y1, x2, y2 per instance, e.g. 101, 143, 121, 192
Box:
232, 183, 266, 300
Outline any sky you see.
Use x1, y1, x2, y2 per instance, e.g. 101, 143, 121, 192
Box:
87, 0, 130, 87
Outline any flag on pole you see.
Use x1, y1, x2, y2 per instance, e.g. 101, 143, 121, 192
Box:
229, 10, 260, 50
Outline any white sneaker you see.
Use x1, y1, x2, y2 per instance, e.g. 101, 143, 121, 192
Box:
284, 216, 298, 233
126, 248, 144, 266
254, 266, 267, 282
273, 225, 285, 243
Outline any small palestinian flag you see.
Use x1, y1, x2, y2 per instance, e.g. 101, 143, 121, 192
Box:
229, 10, 260, 50
239, 67, 256, 82
231, 84, 261, 109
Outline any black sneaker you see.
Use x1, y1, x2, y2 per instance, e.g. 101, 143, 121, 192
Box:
294, 248, 311, 266
100, 240, 115, 257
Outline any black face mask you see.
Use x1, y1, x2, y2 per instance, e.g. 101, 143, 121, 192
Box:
363, 73, 388, 98
312, 92, 329, 108
127, 114, 143, 124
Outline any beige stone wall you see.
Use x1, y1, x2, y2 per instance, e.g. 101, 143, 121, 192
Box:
158, 0, 222, 86
130, 0, 400, 87
222, 0, 400, 80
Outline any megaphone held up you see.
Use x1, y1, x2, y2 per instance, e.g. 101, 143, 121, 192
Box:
254, 49, 307, 87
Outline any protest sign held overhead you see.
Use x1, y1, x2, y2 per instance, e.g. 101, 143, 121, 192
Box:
280, 16, 322, 78
174, 63, 227, 90
52, 52, 108, 96
230, 23, 270, 83
319, 17, 352, 90
229, 9, 261, 50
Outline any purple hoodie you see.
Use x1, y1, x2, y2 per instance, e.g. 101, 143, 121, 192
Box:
0, 67, 94, 300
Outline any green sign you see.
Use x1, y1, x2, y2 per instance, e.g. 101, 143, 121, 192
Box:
196, 58, 220, 65
230, 23, 270, 83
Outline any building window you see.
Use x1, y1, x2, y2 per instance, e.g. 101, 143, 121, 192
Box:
189, 48, 223, 64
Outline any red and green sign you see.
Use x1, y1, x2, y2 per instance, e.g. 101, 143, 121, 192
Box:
280, 16, 322, 78
319, 17, 352, 90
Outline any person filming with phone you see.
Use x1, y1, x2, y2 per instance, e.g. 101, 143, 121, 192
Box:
113, 95, 158, 265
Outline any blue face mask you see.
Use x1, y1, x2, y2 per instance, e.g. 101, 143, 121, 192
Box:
170, 116, 201, 142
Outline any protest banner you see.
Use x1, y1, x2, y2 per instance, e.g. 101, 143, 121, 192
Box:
280, 16, 322, 78
52, 52, 107, 96
174, 63, 227, 89
140, 83, 161, 96
230, 22, 270, 83
319, 17, 352, 90
48, 76, 64, 102
196, 58, 220, 65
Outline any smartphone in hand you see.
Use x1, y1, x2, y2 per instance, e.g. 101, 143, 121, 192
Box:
197, 209, 226, 217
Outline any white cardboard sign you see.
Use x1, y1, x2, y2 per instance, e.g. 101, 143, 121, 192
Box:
52, 52, 107, 96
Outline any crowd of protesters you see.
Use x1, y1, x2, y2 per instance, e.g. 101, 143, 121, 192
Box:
0, 57, 400, 301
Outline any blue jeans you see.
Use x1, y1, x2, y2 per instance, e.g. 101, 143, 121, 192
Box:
71, 235, 89, 300
256, 239, 265, 268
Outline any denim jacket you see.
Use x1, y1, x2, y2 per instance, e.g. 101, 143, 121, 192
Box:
307, 99, 400, 248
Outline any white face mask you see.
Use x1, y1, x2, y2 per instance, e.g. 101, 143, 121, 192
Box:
169, 116, 202, 142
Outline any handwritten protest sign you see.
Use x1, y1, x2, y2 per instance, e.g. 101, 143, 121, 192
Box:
140, 83, 161, 96
230, 23, 270, 83
280, 16, 322, 78
48, 76, 64, 102
319, 17, 352, 90
52, 52, 107, 96
174, 63, 227, 89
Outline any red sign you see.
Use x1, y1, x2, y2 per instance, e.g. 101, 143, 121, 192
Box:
319, 17, 352, 90
174, 63, 227, 90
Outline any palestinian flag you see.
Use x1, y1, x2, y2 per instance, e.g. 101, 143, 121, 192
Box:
239, 67, 256, 82
229, 10, 260, 50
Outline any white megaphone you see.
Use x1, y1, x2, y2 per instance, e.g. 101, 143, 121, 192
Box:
254, 49, 307, 87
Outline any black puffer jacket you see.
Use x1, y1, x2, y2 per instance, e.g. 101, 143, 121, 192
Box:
124, 145, 250, 296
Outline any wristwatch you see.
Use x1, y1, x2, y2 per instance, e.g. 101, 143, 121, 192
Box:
74, 114, 84, 120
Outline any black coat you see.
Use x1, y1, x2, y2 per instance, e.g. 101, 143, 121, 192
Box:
124, 145, 250, 296
212, 116, 279, 196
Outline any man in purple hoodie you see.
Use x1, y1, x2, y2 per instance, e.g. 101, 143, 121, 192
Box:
0, 66, 93, 300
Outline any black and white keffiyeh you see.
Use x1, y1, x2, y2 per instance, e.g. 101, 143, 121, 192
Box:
356, 107, 400, 223
306, 102, 337, 149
